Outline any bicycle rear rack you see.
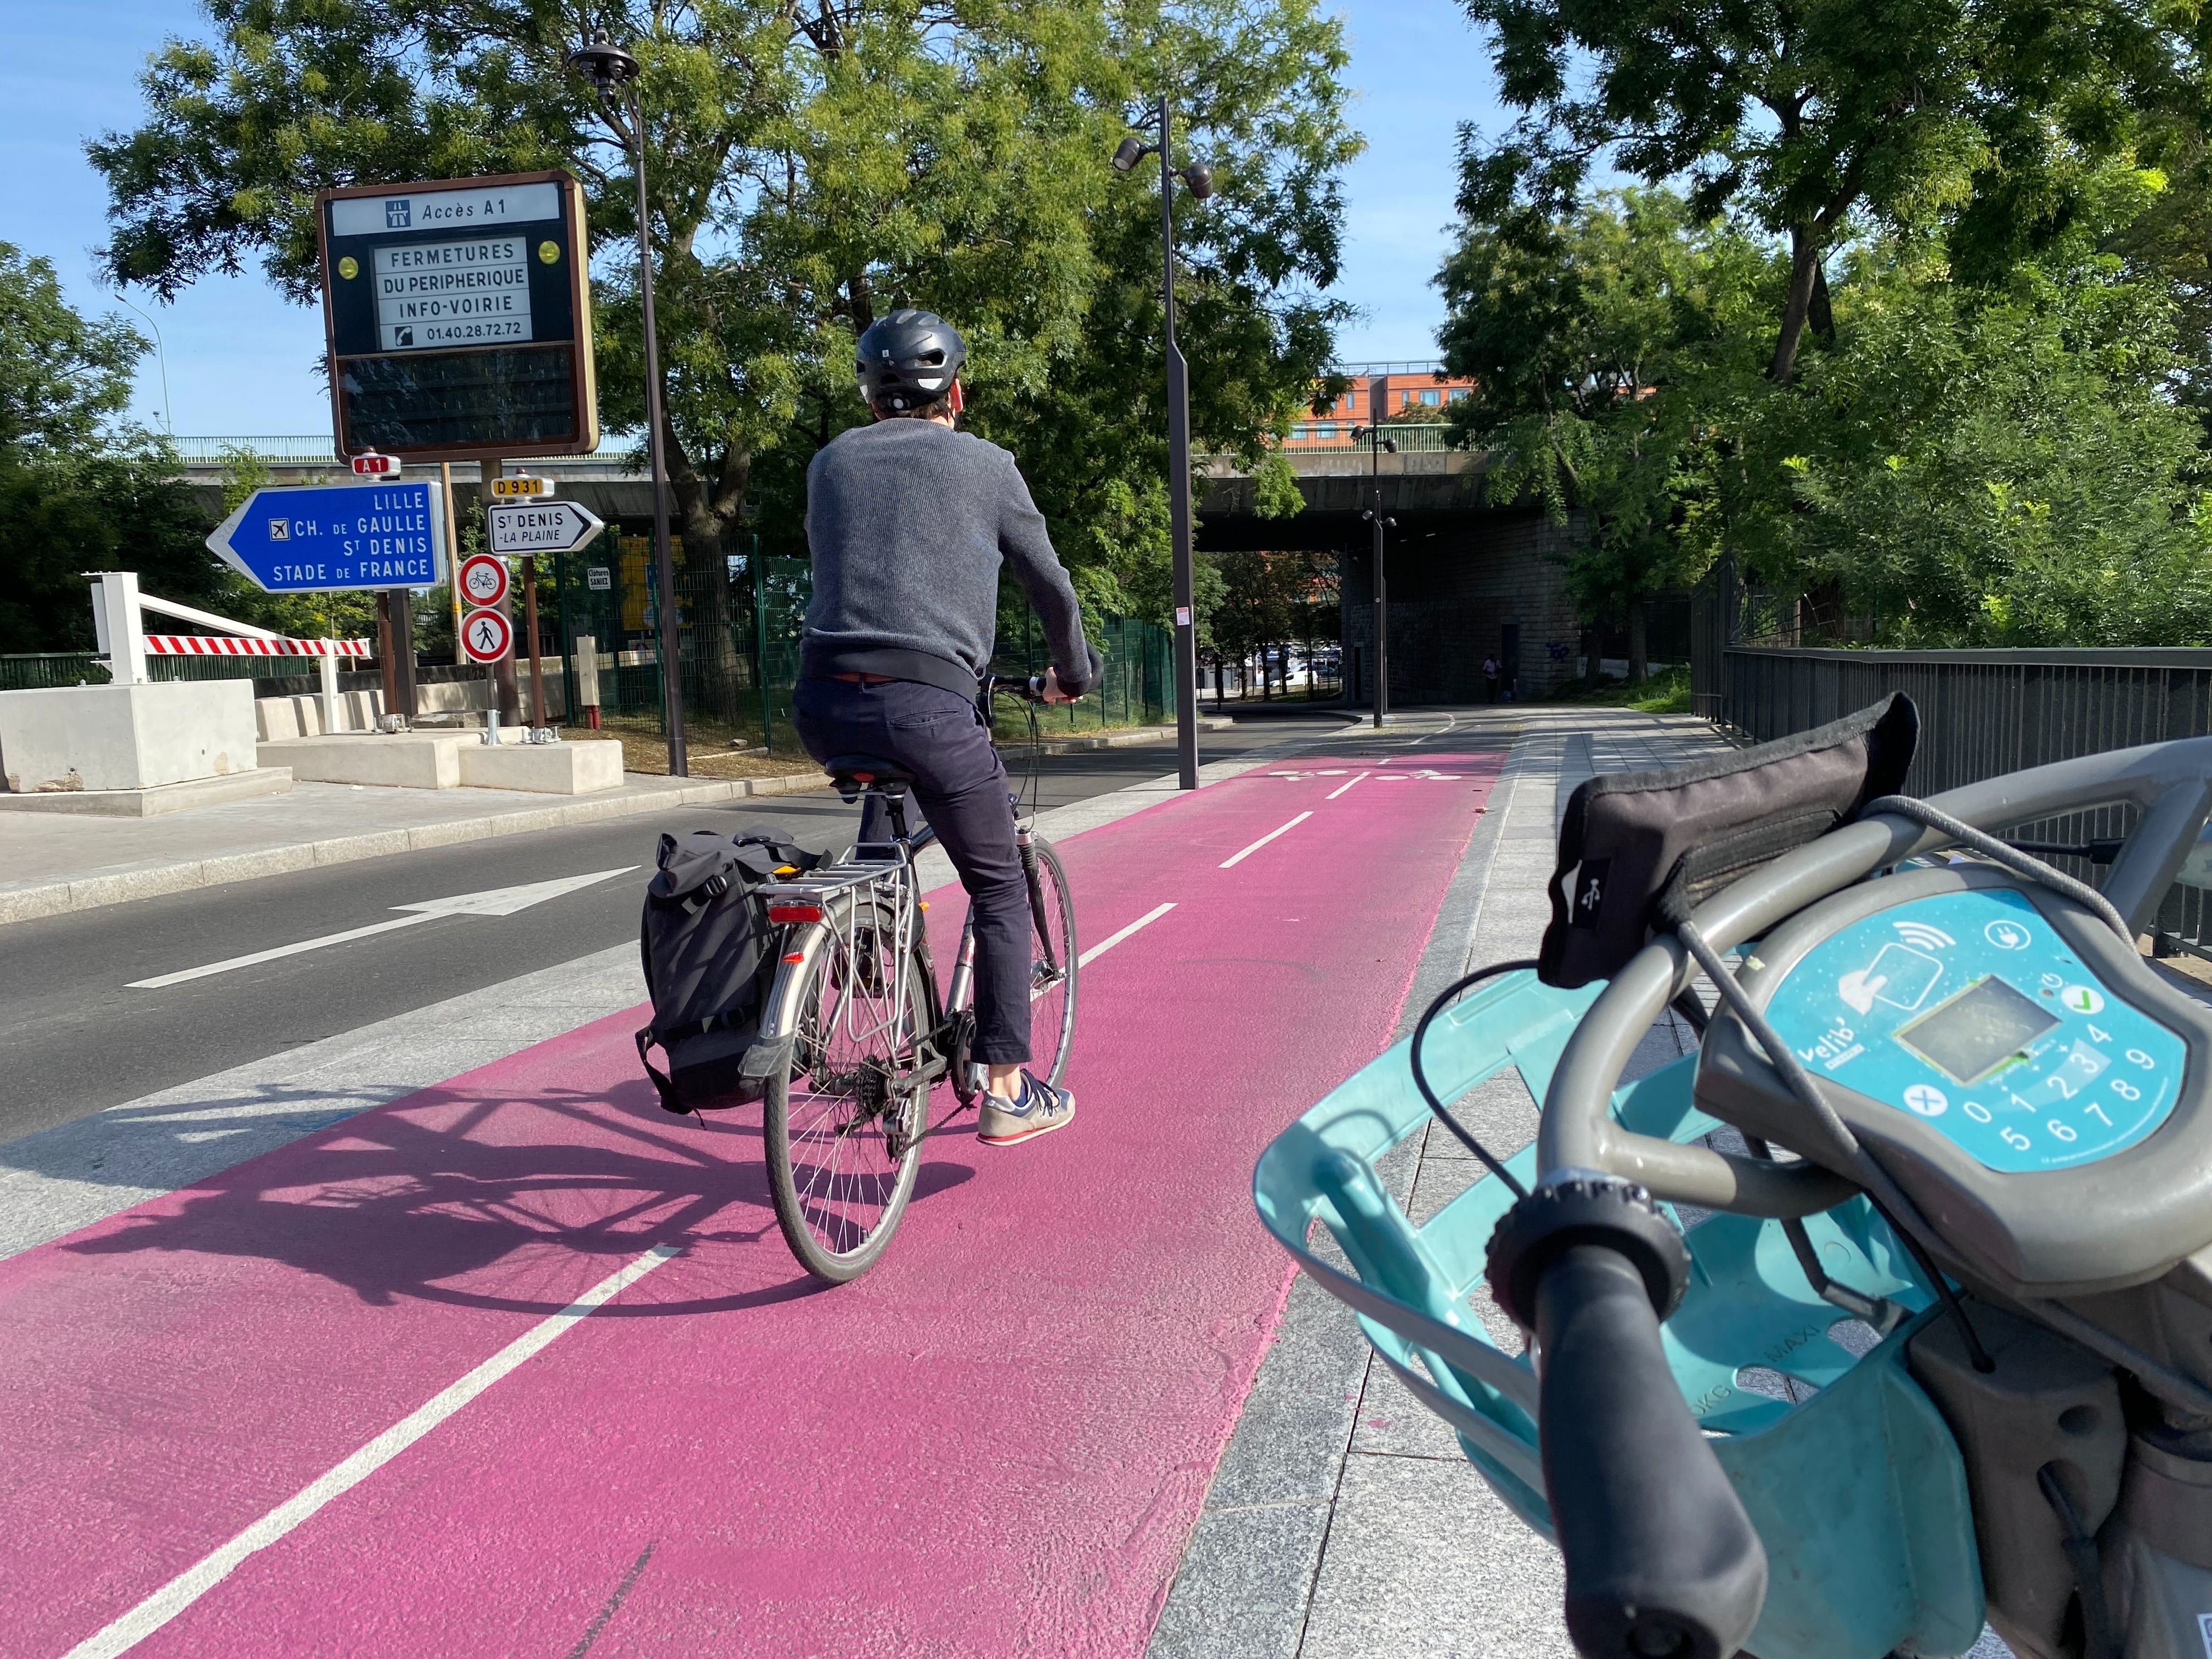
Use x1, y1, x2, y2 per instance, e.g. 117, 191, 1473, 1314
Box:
760, 849, 923, 1082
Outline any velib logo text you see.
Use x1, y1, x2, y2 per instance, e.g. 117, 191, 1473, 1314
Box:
385, 199, 411, 229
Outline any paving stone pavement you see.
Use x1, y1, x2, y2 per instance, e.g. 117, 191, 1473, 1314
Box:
1147, 705, 2018, 1659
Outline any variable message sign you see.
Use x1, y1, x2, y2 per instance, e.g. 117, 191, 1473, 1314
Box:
317, 172, 598, 462
206, 480, 448, 594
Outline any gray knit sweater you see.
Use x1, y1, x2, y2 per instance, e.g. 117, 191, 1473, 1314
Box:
801, 420, 1096, 697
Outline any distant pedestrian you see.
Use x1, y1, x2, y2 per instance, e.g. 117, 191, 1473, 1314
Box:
1482, 654, 1500, 703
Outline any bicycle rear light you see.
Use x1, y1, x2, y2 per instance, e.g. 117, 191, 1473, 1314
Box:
768, 901, 825, 925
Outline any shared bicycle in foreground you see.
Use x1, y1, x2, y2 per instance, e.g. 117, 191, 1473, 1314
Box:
755, 675, 1078, 1282
1259, 697, 2212, 1658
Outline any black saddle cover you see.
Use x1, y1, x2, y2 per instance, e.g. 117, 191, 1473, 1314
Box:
1538, 694, 1918, 989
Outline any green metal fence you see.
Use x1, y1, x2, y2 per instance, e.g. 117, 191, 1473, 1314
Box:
542, 538, 1175, 760
0, 653, 360, 691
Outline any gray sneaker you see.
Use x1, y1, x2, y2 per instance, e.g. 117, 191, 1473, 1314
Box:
977, 1071, 1076, 1147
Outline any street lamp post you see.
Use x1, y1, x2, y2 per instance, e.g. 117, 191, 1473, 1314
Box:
1114, 101, 1214, 792
1351, 426, 1396, 727
567, 32, 687, 776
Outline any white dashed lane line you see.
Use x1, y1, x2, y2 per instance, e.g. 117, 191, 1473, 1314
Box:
1219, 811, 1314, 870
1077, 902, 1177, 968
61, 1244, 682, 1659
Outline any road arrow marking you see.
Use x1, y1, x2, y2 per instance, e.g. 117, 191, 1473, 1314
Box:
127, 867, 637, 989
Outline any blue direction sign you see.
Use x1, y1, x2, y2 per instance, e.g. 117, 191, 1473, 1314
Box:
205, 479, 448, 594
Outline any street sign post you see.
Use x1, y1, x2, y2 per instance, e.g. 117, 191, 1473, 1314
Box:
316, 171, 598, 463
205, 479, 447, 593
457, 551, 510, 610
461, 607, 514, 663
484, 499, 605, 557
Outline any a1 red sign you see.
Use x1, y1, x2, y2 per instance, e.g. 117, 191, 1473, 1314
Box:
460, 606, 514, 663
351, 452, 402, 477
458, 552, 510, 610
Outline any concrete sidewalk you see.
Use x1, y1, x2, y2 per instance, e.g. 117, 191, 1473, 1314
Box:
1151, 705, 1735, 1659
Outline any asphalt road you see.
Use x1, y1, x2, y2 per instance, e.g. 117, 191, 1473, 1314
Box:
0, 716, 1348, 1140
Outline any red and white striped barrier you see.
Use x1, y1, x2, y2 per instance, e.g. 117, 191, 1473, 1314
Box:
144, 635, 371, 658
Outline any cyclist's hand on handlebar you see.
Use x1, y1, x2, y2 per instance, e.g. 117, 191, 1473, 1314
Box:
1037, 668, 1076, 704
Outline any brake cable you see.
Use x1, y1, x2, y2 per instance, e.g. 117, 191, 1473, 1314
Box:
1408, 960, 1544, 1200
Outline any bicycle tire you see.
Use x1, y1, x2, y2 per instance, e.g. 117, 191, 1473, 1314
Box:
763, 898, 929, 1283
1024, 836, 1079, 1088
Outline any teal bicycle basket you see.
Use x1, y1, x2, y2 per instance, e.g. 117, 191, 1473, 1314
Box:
1252, 969, 1990, 1659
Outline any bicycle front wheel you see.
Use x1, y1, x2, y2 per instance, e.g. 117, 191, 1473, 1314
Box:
763, 900, 929, 1283
1023, 836, 1079, 1088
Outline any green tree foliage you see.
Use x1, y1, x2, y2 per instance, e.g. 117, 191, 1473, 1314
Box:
1735, 243, 2212, 645
0, 244, 224, 652
1438, 191, 1772, 670
91, 0, 1356, 645
1437, 184, 2212, 649
1458, 0, 2193, 382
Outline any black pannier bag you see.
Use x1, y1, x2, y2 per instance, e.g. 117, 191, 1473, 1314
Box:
1538, 694, 1918, 989
635, 829, 822, 1114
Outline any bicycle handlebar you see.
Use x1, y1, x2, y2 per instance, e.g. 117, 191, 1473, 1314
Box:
984, 673, 1052, 704
1488, 1176, 1767, 1659
1535, 1244, 1766, 1659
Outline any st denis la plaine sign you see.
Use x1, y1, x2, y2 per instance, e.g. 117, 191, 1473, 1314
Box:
316, 171, 598, 464
206, 479, 449, 594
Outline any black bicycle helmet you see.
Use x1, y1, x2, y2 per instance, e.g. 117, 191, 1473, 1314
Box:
855, 308, 967, 412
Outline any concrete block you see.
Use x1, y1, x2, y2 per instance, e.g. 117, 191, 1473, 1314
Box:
457, 738, 624, 794
341, 690, 378, 731
258, 733, 467, 789
0, 680, 259, 793
256, 698, 303, 741
290, 695, 325, 737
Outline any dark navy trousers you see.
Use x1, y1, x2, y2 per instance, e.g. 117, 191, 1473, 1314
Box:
792, 676, 1032, 1064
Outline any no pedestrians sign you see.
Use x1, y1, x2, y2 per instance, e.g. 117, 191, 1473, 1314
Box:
461, 607, 514, 663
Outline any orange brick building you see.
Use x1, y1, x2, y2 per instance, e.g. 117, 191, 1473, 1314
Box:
1283, 364, 1475, 447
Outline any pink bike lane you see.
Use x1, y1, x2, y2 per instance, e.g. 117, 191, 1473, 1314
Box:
1, 748, 1502, 1659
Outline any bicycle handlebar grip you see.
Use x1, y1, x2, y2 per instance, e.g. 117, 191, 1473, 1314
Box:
1488, 1178, 1767, 1659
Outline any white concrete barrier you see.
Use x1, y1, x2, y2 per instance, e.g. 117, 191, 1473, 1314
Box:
0, 681, 258, 793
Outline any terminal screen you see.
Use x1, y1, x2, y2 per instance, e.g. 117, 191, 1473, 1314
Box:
1897, 977, 2058, 1084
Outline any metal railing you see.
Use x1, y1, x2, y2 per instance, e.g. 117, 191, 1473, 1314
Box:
1686, 567, 2212, 950
166, 436, 646, 466
1280, 422, 1456, 452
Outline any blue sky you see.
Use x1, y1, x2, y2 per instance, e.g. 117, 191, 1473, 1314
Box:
0, 0, 1504, 438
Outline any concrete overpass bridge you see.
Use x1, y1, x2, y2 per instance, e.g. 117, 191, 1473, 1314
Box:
174, 432, 1584, 704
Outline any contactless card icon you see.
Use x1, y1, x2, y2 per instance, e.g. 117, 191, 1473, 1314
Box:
1838, 943, 1944, 1015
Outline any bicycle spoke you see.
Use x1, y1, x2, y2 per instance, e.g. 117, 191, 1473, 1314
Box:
777, 920, 921, 1263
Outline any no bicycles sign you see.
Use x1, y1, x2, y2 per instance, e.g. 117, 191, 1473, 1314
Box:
458, 551, 510, 610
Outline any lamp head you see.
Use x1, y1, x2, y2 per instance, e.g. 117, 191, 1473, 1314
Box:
1181, 162, 1215, 200
1383, 437, 1397, 454
1111, 137, 1151, 173
567, 32, 640, 93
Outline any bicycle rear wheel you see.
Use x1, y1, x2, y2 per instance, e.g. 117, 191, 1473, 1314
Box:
1023, 836, 1079, 1087
763, 900, 929, 1283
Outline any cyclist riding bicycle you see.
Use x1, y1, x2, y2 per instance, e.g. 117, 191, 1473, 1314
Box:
795, 307, 1099, 1148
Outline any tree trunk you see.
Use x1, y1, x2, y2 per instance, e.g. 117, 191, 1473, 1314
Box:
1628, 599, 1649, 686
1768, 225, 1822, 383
663, 425, 753, 736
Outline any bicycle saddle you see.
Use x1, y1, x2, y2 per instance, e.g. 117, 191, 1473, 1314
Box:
822, 754, 917, 799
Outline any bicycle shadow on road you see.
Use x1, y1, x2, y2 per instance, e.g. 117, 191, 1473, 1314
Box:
57, 1076, 977, 1317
